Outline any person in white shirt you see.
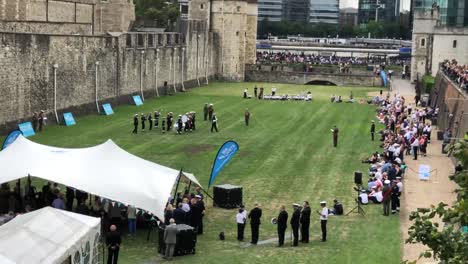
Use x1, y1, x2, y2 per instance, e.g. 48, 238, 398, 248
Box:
236, 208, 246, 241
316, 201, 329, 242
411, 135, 420, 160
358, 190, 369, 205
181, 198, 191, 213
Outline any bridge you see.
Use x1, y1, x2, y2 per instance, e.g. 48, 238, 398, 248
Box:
245, 65, 382, 87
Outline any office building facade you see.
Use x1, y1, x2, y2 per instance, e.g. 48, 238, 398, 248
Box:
358, 0, 400, 24
258, 0, 283, 22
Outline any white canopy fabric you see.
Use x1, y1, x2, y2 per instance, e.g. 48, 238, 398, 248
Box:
0, 207, 101, 264
0, 136, 201, 219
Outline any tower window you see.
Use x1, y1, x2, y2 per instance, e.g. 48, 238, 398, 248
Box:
236, 31, 239, 36
453, 40, 457, 48
237, 6, 240, 12
420, 38, 426, 47
200, 4, 204, 9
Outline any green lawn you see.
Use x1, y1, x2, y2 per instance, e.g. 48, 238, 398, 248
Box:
21, 82, 400, 263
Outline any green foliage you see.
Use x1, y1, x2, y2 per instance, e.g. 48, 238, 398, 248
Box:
406, 140, 468, 263
422, 75, 435, 93
134, 0, 180, 27
257, 19, 408, 39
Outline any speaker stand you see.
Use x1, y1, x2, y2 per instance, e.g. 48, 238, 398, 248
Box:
346, 201, 366, 217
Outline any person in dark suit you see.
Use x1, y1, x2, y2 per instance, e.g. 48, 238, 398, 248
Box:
32, 112, 38, 132
211, 113, 218, 132
254, 86, 258, 98
332, 126, 339, 147
173, 203, 186, 224
290, 204, 301, 246
248, 202, 262, 244
163, 218, 178, 261
147, 113, 153, 131
132, 114, 138, 134
203, 103, 209, 121
277, 205, 288, 247
371, 120, 375, 141
300, 201, 311, 243
106, 225, 121, 264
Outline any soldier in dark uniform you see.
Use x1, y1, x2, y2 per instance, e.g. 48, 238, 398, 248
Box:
277, 205, 288, 247
154, 111, 160, 128
300, 201, 311, 243
211, 113, 218, 133
38, 110, 44, 132
254, 86, 258, 98
177, 115, 183, 134
245, 109, 250, 126
166, 112, 173, 132
290, 203, 301, 246
161, 118, 166, 133
259, 87, 264, 99
141, 113, 146, 132
248, 202, 262, 244
132, 114, 138, 134
391, 181, 399, 214
191, 112, 196, 130
32, 112, 38, 132
332, 126, 339, 147
147, 113, 153, 131
196, 195, 205, 234
203, 103, 208, 121
208, 104, 214, 121
371, 120, 375, 141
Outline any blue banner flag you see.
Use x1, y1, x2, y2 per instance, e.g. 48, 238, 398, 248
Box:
63, 112, 76, 126
208, 141, 239, 187
18, 122, 35, 137
102, 103, 114, 115
133, 95, 143, 106
2, 130, 23, 150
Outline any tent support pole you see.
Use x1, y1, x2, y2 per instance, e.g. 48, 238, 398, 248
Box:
200, 188, 215, 203
172, 168, 183, 202
187, 181, 192, 191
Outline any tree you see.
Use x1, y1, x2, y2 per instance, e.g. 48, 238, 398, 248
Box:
134, 0, 180, 28
406, 139, 468, 263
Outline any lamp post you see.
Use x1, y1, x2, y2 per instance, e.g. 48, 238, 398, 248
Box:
53, 63, 59, 124
155, 48, 160, 97
140, 50, 145, 101
181, 47, 186, 91
95, 61, 100, 114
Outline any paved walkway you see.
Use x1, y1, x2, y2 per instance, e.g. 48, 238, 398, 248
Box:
387, 78, 457, 263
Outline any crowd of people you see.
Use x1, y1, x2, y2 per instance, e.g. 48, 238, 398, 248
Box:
256, 51, 408, 67
442, 59, 468, 92
131, 103, 219, 134
233, 200, 343, 247
356, 90, 441, 216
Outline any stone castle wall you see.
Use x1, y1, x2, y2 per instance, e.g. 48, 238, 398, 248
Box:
0, 20, 219, 132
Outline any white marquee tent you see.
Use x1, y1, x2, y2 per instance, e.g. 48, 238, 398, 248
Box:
0, 207, 101, 264
0, 136, 201, 219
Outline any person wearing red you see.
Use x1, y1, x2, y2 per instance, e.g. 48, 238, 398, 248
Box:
244, 109, 250, 126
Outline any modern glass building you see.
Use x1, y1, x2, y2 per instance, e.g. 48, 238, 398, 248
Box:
309, 0, 339, 24
414, 0, 468, 26
258, 0, 284, 22
358, 0, 400, 24
282, 0, 310, 23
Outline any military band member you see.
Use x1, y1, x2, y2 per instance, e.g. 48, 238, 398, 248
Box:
161, 119, 166, 133
203, 103, 208, 121
211, 113, 218, 133
38, 110, 44, 132
248, 202, 262, 244
245, 109, 250, 126
290, 204, 301, 246
148, 113, 153, 131
300, 201, 311, 243
132, 114, 138, 134
177, 115, 183, 134
141, 113, 146, 132
258, 87, 264, 99
331, 126, 339, 147
167, 112, 173, 132
191, 112, 196, 130
371, 120, 375, 141
208, 104, 214, 121
277, 205, 288, 247
254, 86, 258, 98
154, 111, 160, 128
316, 201, 328, 242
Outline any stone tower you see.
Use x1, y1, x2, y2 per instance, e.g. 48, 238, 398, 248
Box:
209, 0, 257, 81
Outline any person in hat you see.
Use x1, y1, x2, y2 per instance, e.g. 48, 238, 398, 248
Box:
244, 109, 250, 127
211, 113, 218, 133
176, 115, 183, 134
276, 205, 288, 247
154, 110, 160, 128
32, 112, 38, 132
196, 194, 205, 234
300, 201, 311, 243
161, 118, 166, 133
38, 110, 45, 132
166, 112, 173, 132
208, 104, 214, 121
382, 180, 392, 216
248, 202, 262, 244
331, 126, 339, 147
370, 120, 376, 141
140, 113, 146, 132
203, 103, 209, 121
316, 201, 328, 242
147, 113, 153, 131
290, 203, 301, 246
191, 112, 197, 130
358, 189, 369, 205
132, 114, 138, 134
390, 180, 400, 214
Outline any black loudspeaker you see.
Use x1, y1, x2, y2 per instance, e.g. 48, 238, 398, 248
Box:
158, 224, 197, 256
437, 131, 444, 140
213, 184, 243, 209
354, 171, 363, 185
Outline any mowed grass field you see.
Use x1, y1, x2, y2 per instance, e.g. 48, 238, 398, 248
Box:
22, 82, 400, 263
